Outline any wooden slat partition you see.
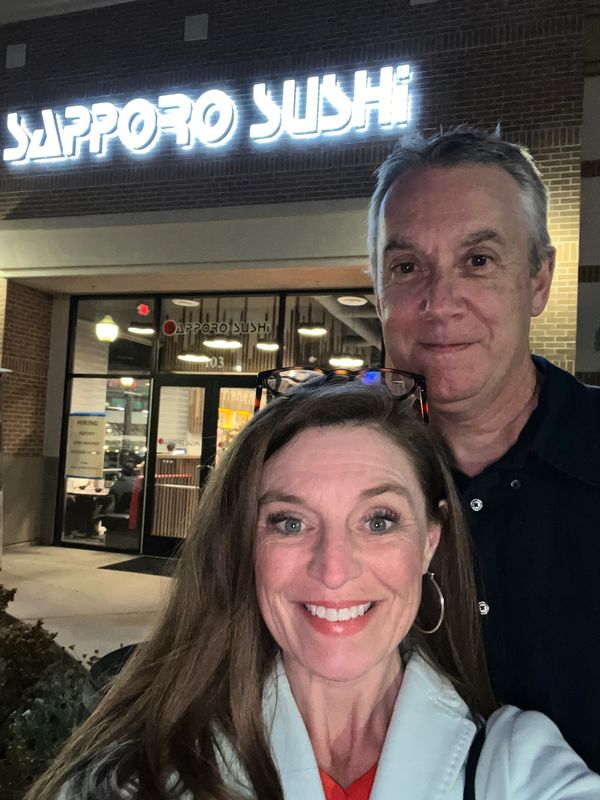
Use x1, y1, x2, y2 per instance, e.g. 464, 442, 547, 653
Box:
152, 454, 200, 538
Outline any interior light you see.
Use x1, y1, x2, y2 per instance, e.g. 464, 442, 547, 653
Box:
297, 325, 327, 337
120, 377, 135, 387
329, 356, 364, 368
128, 323, 155, 335
95, 315, 119, 342
256, 341, 279, 351
337, 296, 368, 306
203, 338, 242, 349
172, 298, 200, 307
177, 353, 211, 363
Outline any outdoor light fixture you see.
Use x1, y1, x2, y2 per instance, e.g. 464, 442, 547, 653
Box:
256, 341, 279, 351
297, 325, 327, 337
337, 296, 368, 306
203, 338, 242, 349
120, 377, 135, 387
95, 315, 119, 342
127, 323, 155, 335
177, 353, 211, 363
329, 355, 365, 368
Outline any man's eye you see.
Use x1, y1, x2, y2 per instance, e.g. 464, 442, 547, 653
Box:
469, 254, 489, 268
392, 262, 415, 275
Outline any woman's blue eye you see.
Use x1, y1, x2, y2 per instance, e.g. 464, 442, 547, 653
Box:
366, 510, 399, 533
368, 517, 391, 533
266, 512, 304, 535
282, 518, 302, 534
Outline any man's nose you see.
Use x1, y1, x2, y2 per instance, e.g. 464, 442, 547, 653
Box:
420, 271, 464, 318
307, 532, 362, 589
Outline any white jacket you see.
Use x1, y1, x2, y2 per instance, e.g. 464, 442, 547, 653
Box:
264, 654, 600, 800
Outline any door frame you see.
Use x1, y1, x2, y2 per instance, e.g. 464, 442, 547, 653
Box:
142, 373, 257, 556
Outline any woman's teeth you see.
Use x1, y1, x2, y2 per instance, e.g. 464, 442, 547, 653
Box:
303, 603, 372, 621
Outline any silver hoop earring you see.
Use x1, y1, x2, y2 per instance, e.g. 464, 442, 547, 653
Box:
414, 571, 445, 635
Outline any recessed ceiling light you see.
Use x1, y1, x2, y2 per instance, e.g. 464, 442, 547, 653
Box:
256, 342, 279, 351
203, 338, 242, 349
329, 356, 364, 368
172, 298, 200, 307
177, 353, 211, 363
128, 324, 155, 335
297, 325, 327, 337
337, 296, 368, 306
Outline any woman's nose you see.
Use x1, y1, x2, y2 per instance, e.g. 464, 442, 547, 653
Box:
307, 532, 362, 588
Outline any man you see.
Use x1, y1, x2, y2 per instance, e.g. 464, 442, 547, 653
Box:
369, 127, 600, 771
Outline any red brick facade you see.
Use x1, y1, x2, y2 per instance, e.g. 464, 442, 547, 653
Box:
0, 282, 52, 456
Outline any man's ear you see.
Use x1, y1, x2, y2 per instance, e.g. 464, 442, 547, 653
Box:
531, 246, 556, 318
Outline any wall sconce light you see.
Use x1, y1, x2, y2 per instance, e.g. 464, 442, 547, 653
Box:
96, 315, 119, 342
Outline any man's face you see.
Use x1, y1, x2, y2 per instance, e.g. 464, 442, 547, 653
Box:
376, 165, 554, 410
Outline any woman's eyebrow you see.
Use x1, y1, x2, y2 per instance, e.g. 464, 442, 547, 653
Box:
257, 491, 304, 507
360, 483, 416, 510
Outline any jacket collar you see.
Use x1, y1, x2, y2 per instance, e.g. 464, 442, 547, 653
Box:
264, 654, 477, 800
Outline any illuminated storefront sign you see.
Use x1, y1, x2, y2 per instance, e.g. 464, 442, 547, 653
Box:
3, 64, 410, 165
162, 320, 272, 336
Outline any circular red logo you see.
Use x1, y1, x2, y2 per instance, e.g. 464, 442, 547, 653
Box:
162, 319, 177, 336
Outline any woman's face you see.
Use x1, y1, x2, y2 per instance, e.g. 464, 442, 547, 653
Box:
254, 424, 441, 684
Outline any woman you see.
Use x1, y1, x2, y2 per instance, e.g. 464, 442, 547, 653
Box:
29, 373, 599, 800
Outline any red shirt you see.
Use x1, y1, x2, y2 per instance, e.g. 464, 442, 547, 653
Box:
319, 763, 378, 800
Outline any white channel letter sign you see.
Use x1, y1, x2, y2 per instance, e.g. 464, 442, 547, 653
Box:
3, 64, 410, 165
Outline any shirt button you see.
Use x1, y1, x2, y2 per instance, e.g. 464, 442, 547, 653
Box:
510, 479, 521, 489
470, 498, 483, 512
479, 601, 490, 615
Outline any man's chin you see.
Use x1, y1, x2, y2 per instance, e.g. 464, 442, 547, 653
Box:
424, 375, 483, 409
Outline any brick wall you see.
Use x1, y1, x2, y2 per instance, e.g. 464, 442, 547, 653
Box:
0, 0, 586, 370
0, 282, 52, 456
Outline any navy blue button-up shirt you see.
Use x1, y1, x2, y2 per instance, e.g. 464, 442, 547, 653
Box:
453, 356, 600, 772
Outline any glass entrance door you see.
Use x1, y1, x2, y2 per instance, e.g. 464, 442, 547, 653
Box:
143, 375, 257, 555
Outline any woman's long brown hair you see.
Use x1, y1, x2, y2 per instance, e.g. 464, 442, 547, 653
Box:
27, 380, 497, 800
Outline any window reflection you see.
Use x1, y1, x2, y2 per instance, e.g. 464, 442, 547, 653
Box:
160, 296, 279, 374
283, 294, 382, 368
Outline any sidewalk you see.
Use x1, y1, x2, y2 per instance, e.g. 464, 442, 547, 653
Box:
0, 544, 172, 661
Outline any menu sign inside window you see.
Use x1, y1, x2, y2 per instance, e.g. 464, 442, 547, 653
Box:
2, 64, 410, 166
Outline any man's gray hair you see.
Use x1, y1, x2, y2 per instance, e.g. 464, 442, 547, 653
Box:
368, 125, 552, 285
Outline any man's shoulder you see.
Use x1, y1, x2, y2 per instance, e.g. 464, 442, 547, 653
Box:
530, 356, 600, 485
533, 356, 600, 425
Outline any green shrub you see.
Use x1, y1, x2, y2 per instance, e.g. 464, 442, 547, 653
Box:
0, 586, 16, 613
0, 586, 91, 799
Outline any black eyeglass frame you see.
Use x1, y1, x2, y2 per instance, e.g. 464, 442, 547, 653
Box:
254, 366, 428, 422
